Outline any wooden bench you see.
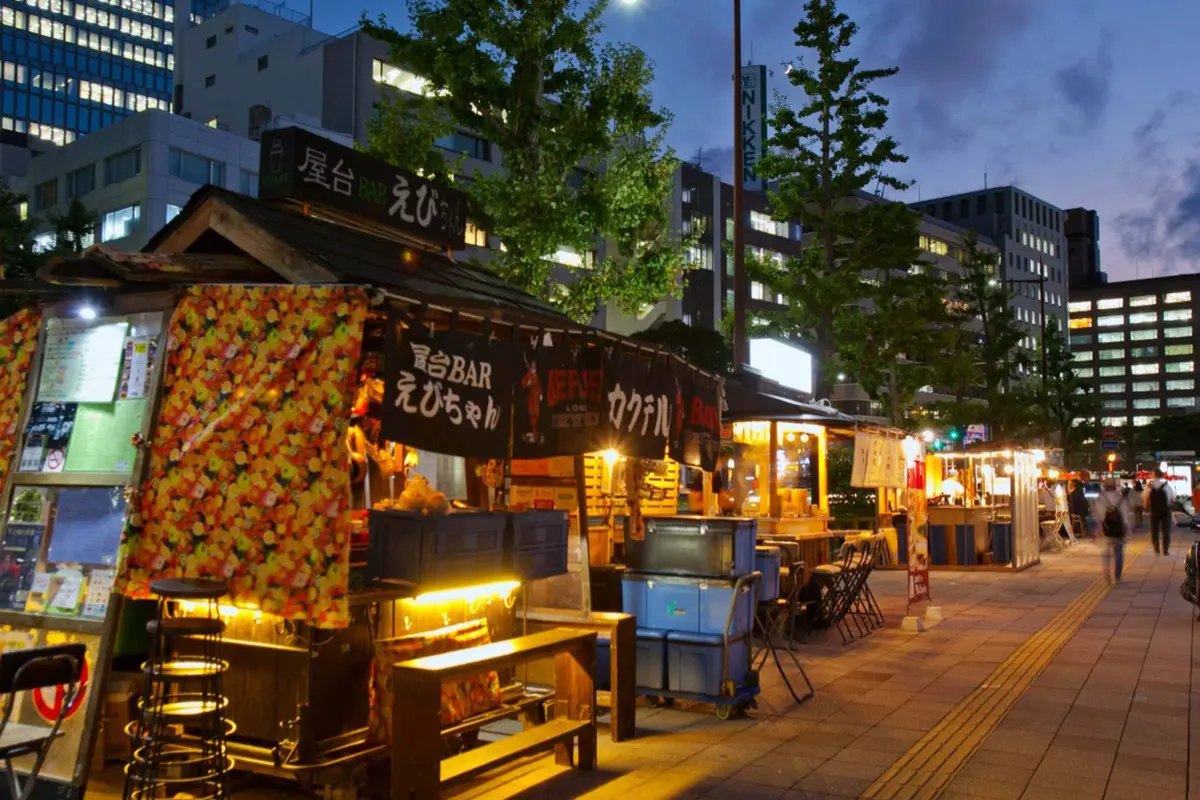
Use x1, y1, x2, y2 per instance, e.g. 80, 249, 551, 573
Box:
516, 609, 636, 742
391, 628, 597, 800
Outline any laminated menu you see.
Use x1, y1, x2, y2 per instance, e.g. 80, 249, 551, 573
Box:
36, 319, 128, 404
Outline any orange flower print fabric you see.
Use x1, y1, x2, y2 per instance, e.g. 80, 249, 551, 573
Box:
117, 286, 367, 628
0, 310, 42, 493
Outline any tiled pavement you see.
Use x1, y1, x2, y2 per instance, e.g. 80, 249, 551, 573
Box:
86, 528, 1200, 799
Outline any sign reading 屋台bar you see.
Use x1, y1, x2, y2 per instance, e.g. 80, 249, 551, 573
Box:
258, 127, 468, 249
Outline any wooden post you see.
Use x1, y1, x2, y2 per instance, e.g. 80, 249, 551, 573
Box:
392, 670, 441, 800
768, 421, 780, 519
554, 637, 596, 769
609, 614, 636, 742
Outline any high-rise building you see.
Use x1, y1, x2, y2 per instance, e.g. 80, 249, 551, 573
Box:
911, 187, 1069, 354
1065, 207, 1104, 289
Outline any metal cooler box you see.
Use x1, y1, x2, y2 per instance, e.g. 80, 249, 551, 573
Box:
623, 516, 757, 578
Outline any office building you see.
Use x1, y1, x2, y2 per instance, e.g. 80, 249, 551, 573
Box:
912, 187, 1068, 353
1068, 274, 1199, 451
1065, 207, 1105, 289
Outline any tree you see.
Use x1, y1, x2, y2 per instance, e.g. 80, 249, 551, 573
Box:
630, 319, 732, 376
752, 0, 909, 399
45, 197, 97, 255
0, 182, 41, 319
1032, 323, 1100, 464
362, 0, 690, 323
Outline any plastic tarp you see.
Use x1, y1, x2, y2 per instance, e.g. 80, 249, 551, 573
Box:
117, 286, 367, 628
0, 309, 41, 493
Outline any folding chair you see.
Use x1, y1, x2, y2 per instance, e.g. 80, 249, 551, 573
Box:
0, 643, 85, 800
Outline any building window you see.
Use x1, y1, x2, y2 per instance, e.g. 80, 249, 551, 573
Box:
1130, 295, 1157, 307
1069, 317, 1092, 330
206, 35, 216, 48
464, 222, 487, 247
169, 149, 226, 186
1165, 344, 1194, 357
1096, 315, 1124, 327
1070, 333, 1093, 346
1100, 382, 1125, 393
1068, 300, 1092, 312
66, 165, 95, 198
976, 195, 987, 215
1096, 298, 1124, 310
1167, 379, 1195, 391
435, 132, 490, 160
100, 204, 140, 242
239, 170, 259, 196
749, 210, 786, 237
1163, 308, 1192, 322
1101, 416, 1128, 428
165, 203, 182, 223
1130, 346, 1159, 359
1167, 397, 1196, 409
1099, 348, 1124, 361
1164, 326, 1192, 339
205, 74, 216, 88
1165, 291, 1191, 304
1131, 381, 1158, 393
1166, 361, 1194, 374
104, 148, 141, 185
32, 232, 56, 254
1128, 311, 1157, 325
372, 59, 436, 96
33, 179, 58, 210
1130, 329, 1156, 341
245, 25, 259, 34
1102, 399, 1127, 411
680, 187, 695, 204
1075, 367, 1096, 378
1132, 416, 1159, 427
1074, 351, 1094, 362
257, 55, 268, 71
1129, 364, 1159, 375
1097, 331, 1125, 343
750, 282, 765, 301
919, 235, 949, 256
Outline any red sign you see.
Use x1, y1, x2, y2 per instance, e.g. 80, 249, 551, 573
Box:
32, 655, 88, 722
906, 456, 930, 607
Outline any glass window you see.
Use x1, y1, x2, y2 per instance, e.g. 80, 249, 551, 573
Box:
33, 178, 57, 209
1099, 348, 1124, 361
100, 204, 140, 241
1102, 416, 1128, 428
1131, 329, 1156, 341
1070, 333, 1093, 347
435, 132, 490, 160
32, 231, 56, 253
104, 147, 140, 184
372, 59, 435, 96
1102, 399, 1126, 411
1167, 397, 1195, 408
238, 170, 258, 196
1133, 398, 1161, 410
1097, 298, 1124, 310
918, 235, 949, 256
1074, 351, 1094, 362
750, 282, 765, 300
66, 164, 94, 198
749, 211, 786, 237
257, 54, 268, 71
1165, 344, 1194, 357
1166, 361, 1194, 374
1164, 326, 1192, 339
1097, 315, 1124, 327
1131, 381, 1159, 393
1130, 346, 1158, 359
1163, 308, 1192, 322
1130, 295, 1156, 307
1167, 379, 1195, 391
1074, 367, 1095, 378
1130, 363, 1160, 375
1097, 331, 1125, 343
1128, 312, 1158, 325
165, 203, 181, 223
1132, 416, 1159, 427
169, 148, 224, 185
1069, 318, 1092, 330
464, 222, 486, 247
204, 74, 215, 87
1165, 291, 1191, 304
1100, 382, 1126, 393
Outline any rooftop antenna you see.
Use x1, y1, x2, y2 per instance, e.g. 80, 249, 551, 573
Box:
984, 171, 988, 190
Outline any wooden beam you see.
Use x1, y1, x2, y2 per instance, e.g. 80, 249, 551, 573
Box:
208, 205, 338, 284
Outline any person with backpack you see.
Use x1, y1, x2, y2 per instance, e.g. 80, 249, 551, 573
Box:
1094, 479, 1131, 582
1143, 468, 1176, 555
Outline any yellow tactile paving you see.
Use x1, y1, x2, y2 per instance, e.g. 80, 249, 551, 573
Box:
861, 541, 1148, 800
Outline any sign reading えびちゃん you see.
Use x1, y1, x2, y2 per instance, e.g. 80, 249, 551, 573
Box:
258, 127, 468, 250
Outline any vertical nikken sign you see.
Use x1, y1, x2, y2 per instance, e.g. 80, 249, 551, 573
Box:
740, 65, 767, 192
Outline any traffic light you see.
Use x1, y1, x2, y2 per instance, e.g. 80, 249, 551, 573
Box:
948, 428, 960, 442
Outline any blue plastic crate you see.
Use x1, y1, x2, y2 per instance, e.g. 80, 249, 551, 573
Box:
635, 628, 668, 690
644, 580, 701, 633
665, 632, 750, 697
698, 582, 754, 638
621, 575, 648, 621
955, 525, 975, 566
928, 524, 948, 566
991, 522, 1013, 563
368, 510, 507, 588
894, 516, 909, 564
507, 510, 569, 580
755, 547, 782, 601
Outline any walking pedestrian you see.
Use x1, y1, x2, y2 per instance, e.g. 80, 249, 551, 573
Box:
1068, 479, 1089, 538
1143, 468, 1175, 555
1133, 478, 1145, 528
1094, 479, 1131, 582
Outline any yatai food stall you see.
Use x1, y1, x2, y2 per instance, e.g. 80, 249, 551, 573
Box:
0, 127, 728, 798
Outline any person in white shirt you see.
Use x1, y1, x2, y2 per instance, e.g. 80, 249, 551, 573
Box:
1094, 479, 1132, 581
1142, 469, 1176, 556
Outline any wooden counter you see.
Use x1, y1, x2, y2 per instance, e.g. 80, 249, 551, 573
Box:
927, 505, 997, 566
756, 518, 840, 588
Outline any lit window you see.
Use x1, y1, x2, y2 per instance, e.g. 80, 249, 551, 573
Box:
1102, 399, 1126, 411
1167, 397, 1196, 408
1097, 331, 1125, 343
1098, 349, 1123, 361
1133, 398, 1161, 410
1131, 329, 1156, 341
1128, 312, 1158, 325
1102, 416, 1128, 427
749, 211, 786, 237
1097, 315, 1124, 327
918, 235, 949, 256
1100, 367, 1124, 377
1132, 416, 1159, 427
165, 203, 182, 223
1131, 363, 1160, 375
1075, 367, 1095, 378
1165, 344, 1194, 357
464, 222, 487, 248
1131, 381, 1158, 393
169, 149, 225, 186
1165, 291, 1192, 304
206, 117, 219, 128
101, 204, 140, 242
1167, 379, 1195, 391
1164, 326, 1192, 339
1100, 382, 1125, 393
1069, 317, 1092, 330
750, 282, 765, 300
1097, 298, 1124, 310
1130, 346, 1159, 359
372, 58, 439, 96
1164, 308, 1192, 322
104, 147, 141, 184
1074, 351, 1094, 362
1166, 361, 1194, 374
32, 231, 56, 253
1068, 300, 1092, 313
1130, 295, 1156, 307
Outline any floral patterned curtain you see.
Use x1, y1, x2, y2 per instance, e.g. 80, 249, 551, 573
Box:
0, 309, 42, 493
117, 286, 367, 628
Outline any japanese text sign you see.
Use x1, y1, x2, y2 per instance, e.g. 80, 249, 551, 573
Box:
669, 367, 722, 472
259, 127, 468, 249
605, 351, 672, 460
382, 315, 512, 458
513, 337, 605, 458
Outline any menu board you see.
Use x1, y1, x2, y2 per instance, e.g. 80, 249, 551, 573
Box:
63, 400, 146, 474
36, 319, 129, 403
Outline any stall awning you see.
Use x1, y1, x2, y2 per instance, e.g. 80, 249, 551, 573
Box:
723, 371, 861, 425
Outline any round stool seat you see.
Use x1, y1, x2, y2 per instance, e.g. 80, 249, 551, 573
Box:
150, 578, 228, 600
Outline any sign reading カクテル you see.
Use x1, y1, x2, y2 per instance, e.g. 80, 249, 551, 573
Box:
381, 316, 512, 458
605, 351, 672, 460
258, 127, 468, 250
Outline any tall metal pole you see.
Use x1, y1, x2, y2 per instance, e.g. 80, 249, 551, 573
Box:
731, 0, 746, 369
1039, 257, 1046, 395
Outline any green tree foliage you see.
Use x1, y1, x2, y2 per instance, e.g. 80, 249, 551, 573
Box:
45, 197, 97, 255
630, 319, 732, 376
1033, 323, 1100, 464
362, 0, 689, 323
0, 182, 41, 319
752, 0, 909, 398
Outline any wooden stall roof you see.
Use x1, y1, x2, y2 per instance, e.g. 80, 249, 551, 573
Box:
39, 185, 574, 327
724, 371, 859, 425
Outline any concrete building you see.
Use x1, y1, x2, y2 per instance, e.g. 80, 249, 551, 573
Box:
1068, 274, 1199, 452
911, 187, 1069, 355
1065, 207, 1105, 289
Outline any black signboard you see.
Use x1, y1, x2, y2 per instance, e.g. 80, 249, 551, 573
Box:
513, 336, 605, 458
381, 314, 512, 458
259, 127, 468, 250
604, 351, 672, 460
669, 367, 722, 472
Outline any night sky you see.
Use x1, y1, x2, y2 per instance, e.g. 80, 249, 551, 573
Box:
320, 0, 1200, 283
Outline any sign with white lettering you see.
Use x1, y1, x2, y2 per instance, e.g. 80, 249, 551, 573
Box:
381, 314, 513, 458
259, 127, 468, 249
740, 65, 768, 192
605, 351, 672, 460
513, 337, 606, 459
668, 366, 722, 472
